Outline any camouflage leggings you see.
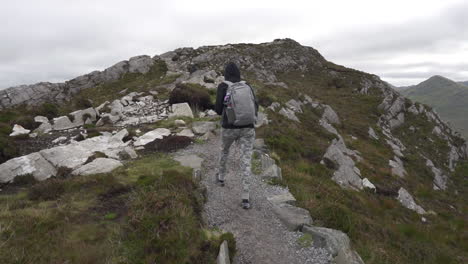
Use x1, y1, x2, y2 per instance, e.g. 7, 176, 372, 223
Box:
218, 128, 255, 199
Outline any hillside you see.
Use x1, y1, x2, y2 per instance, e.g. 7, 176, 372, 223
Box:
401, 75, 468, 138
0, 39, 467, 264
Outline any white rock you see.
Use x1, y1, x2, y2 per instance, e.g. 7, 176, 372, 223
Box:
0, 152, 57, 183
9, 124, 30, 136
362, 178, 376, 192
389, 156, 407, 178
285, 99, 303, 113
52, 136, 68, 144
177, 128, 195, 138
397, 187, 426, 214
134, 128, 171, 146
169, 103, 194, 118
72, 158, 123, 176
206, 109, 217, 116
368, 127, 379, 140
268, 102, 280, 111
174, 119, 186, 126
52, 116, 74, 130
279, 107, 299, 122
29, 133, 38, 138
322, 105, 341, 125
34, 116, 49, 123
192, 121, 216, 135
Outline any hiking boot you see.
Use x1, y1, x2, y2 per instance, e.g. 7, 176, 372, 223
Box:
216, 173, 225, 187
241, 199, 251, 209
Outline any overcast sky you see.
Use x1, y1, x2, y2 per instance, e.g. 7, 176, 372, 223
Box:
1, 0, 467, 89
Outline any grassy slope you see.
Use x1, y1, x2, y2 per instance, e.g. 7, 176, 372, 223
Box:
401, 76, 468, 138
0, 154, 235, 264
250, 67, 467, 264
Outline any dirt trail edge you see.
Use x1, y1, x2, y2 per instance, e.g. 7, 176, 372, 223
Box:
174, 132, 332, 264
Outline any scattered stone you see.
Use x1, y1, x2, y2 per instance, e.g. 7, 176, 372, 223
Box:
397, 187, 426, 214
177, 128, 195, 138
192, 121, 216, 135
322, 105, 341, 125
279, 107, 300, 122
0, 152, 57, 183
169, 103, 194, 118
174, 154, 203, 169
72, 158, 123, 176
52, 116, 74, 130
134, 128, 171, 146
52, 136, 68, 144
362, 178, 376, 192
174, 119, 186, 126
9, 124, 30, 136
389, 156, 407, 178
368, 127, 379, 140
268, 102, 280, 111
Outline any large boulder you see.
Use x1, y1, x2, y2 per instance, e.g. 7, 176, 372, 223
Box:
52, 116, 74, 130
69, 107, 98, 126
271, 202, 313, 231
0, 152, 57, 183
72, 158, 123, 176
322, 105, 341, 125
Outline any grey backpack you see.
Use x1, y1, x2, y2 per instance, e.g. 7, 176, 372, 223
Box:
223, 81, 256, 126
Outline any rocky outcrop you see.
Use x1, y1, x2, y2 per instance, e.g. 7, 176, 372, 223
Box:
71, 158, 123, 176
0, 55, 156, 110
322, 138, 363, 190
397, 187, 426, 215
425, 158, 448, 190
302, 226, 364, 264
0, 152, 57, 183
133, 128, 171, 147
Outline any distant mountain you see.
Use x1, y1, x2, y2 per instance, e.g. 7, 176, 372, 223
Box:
401, 75, 468, 138
458, 81, 468, 86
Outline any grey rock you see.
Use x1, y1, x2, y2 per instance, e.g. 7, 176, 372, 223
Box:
177, 128, 195, 138
174, 154, 203, 169
253, 138, 267, 152
69, 107, 98, 126
271, 203, 313, 231
109, 99, 124, 116
368, 127, 379, 140
0, 152, 57, 183
128, 55, 154, 74
362, 178, 376, 192
174, 119, 186, 126
319, 119, 339, 136
52, 116, 74, 130
407, 104, 419, 114
322, 139, 363, 190
95, 101, 110, 115
425, 159, 448, 190
285, 99, 303, 113
134, 128, 171, 146
217, 240, 231, 264
34, 116, 49, 123
52, 136, 67, 144
397, 187, 426, 214
322, 105, 341, 125
279, 107, 300, 122
169, 103, 194, 118
261, 164, 282, 180
388, 112, 405, 129
72, 158, 123, 176
9, 124, 30, 136
302, 226, 364, 264
192, 121, 216, 135
200, 131, 215, 141
389, 156, 407, 178
35, 122, 53, 133
255, 111, 269, 128
268, 102, 281, 111
267, 192, 296, 205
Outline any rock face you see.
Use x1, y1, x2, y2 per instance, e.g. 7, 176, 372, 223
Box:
71, 158, 123, 176
0, 55, 155, 110
397, 188, 426, 215
426, 158, 448, 190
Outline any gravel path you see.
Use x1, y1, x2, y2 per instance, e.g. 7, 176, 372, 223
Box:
175, 131, 332, 264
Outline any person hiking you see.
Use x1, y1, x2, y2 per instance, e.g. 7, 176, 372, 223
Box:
215, 62, 258, 209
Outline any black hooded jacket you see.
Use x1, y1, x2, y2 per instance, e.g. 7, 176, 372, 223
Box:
215, 62, 258, 129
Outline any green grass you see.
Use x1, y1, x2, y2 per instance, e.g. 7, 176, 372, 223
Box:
0, 153, 234, 264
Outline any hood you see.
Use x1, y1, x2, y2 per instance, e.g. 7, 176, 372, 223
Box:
224, 62, 241, 82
